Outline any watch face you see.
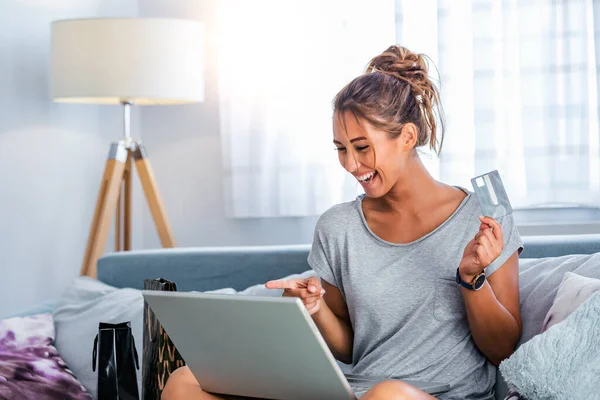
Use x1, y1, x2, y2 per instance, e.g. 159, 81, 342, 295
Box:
474, 274, 486, 290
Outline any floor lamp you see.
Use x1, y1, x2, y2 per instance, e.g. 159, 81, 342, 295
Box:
50, 18, 204, 278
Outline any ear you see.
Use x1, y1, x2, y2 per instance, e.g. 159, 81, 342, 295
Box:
399, 123, 419, 150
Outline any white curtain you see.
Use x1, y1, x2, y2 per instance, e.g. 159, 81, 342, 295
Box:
219, 0, 600, 218
217, 0, 396, 217
398, 0, 600, 209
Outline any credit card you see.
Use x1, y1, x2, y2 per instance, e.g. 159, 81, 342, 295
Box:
470, 170, 513, 219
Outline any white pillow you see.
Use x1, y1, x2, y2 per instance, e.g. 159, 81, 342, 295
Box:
541, 272, 600, 332
516, 253, 600, 347
52, 277, 144, 399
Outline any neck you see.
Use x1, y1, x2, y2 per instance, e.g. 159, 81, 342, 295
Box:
371, 153, 443, 215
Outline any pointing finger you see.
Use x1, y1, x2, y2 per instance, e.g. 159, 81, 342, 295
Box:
264, 280, 295, 290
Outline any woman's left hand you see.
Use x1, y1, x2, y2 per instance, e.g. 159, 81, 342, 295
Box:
459, 216, 504, 280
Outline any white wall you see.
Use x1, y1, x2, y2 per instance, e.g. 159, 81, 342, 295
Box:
0, 0, 143, 317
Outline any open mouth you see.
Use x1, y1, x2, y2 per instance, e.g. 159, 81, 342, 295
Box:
357, 171, 378, 185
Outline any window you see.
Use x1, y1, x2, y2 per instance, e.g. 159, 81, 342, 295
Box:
218, 0, 600, 222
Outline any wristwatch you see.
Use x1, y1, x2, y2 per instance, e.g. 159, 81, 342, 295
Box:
455, 268, 486, 291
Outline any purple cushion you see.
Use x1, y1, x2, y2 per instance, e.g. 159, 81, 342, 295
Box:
0, 313, 91, 400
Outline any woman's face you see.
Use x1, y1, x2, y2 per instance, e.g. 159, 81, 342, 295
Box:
333, 111, 414, 198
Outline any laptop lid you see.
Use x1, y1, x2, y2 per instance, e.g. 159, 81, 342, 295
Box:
142, 291, 356, 400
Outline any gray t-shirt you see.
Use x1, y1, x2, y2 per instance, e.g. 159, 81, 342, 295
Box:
308, 188, 523, 400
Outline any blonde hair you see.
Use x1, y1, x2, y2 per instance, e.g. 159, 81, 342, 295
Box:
333, 45, 445, 154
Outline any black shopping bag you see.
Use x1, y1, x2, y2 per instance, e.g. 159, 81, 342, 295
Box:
92, 321, 140, 400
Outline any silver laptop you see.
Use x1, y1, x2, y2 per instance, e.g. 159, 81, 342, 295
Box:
142, 291, 450, 399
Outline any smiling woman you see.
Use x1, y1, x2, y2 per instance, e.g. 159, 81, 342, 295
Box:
270, 45, 522, 399
164, 44, 524, 400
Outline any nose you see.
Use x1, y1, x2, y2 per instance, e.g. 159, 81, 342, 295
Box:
342, 154, 361, 174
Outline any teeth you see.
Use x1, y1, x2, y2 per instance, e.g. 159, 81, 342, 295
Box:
358, 172, 375, 182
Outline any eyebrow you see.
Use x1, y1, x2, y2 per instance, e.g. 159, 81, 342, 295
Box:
333, 136, 368, 145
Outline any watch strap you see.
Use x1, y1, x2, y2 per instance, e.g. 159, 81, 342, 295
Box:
456, 267, 478, 290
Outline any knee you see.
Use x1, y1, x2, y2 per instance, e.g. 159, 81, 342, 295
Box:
364, 380, 423, 400
162, 366, 198, 400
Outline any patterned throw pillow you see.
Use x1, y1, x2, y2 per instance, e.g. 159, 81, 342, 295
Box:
0, 313, 91, 400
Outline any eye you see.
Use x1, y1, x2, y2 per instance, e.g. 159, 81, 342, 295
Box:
356, 145, 370, 152
334, 147, 346, 152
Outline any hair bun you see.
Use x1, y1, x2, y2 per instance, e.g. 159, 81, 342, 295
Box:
367, 45, 429, 87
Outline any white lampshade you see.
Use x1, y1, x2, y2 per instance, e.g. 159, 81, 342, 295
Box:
50, 18, 204, 105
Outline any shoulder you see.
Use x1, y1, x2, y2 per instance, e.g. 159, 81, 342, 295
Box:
456, 187, 479, 214
308, 199, 362, 287
315, 198, 361, 230
313, 198, 362, 238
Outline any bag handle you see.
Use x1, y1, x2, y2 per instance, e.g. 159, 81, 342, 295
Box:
131, 333, 139, 370
92, 333, 98, 372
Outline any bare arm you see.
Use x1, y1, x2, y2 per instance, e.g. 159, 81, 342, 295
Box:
312, 280, 354, 364
461, 252, 522, 366
459, 216, 522, 366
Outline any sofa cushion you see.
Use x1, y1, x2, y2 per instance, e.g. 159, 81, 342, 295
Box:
499, 272, 600, 400
495, 253, 600, 400
0, 313, 91, 399
542, 272, 600, 332
517, 252, 600, 347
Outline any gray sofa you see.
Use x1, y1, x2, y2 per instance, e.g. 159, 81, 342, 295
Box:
96, 234, 600, 399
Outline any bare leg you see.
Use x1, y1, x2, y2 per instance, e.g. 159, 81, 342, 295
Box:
163, 367, 435, 400
161, 367, 258, 400
162, 366, 223, 400
360, 380, 437, 400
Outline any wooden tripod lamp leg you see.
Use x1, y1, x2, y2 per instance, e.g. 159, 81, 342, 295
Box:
124, 154, 132, 251
115, 178, 122, 252
133, 144, 175, 247
81, 142, 128, 278
115, 153, 133, 252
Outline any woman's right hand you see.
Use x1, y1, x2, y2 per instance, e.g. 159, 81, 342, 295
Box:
264, 276, 326, 315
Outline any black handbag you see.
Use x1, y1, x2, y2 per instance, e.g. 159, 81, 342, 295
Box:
92, 321, 140, 400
